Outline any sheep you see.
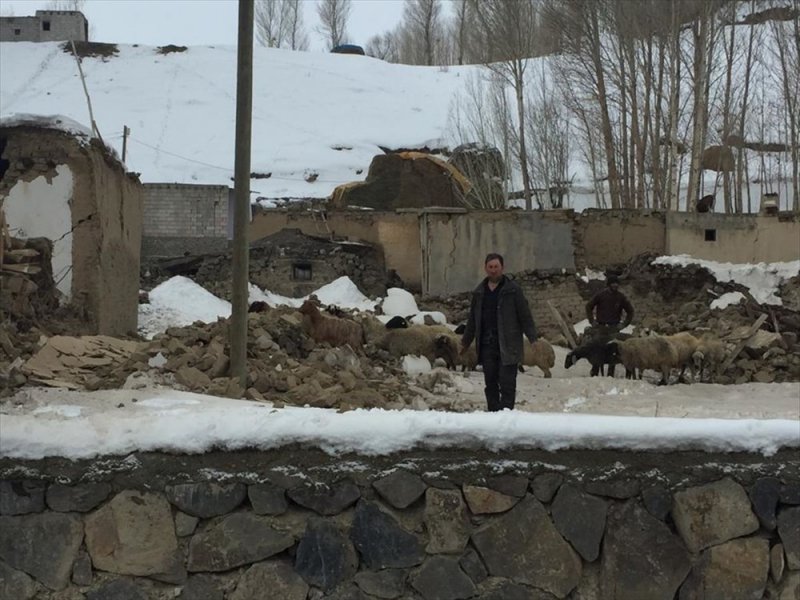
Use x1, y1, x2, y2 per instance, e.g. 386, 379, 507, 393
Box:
606, 336, 679, 385
696, 194, 715, 213
565, 338, 618, 377
299, 300, 363, 350
385, 315, 410, 329
377, 326, 454, 368
433, 336, 554, 377
692, 336, 727, 382
358, 313, 387, 345
522, 339, 556, 378
663, 332, 700, 381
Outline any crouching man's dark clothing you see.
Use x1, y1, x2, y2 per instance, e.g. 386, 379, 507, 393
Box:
586, 288, 634, 328
461, 276, 537, 411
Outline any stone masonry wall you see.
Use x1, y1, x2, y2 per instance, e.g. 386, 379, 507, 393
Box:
142, 183, 229, 240
0, 448, 797, 599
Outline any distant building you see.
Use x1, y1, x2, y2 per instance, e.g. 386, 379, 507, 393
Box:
0, 10, 87, 43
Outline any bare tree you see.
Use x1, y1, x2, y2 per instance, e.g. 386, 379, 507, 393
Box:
402, 0, 444, 65
365, 30, 400, 61
472, 0, 541, 210
255, 0, 290, 48
317, 0, 352, 50
285, 0, 310, 51
46, 0, 85, 10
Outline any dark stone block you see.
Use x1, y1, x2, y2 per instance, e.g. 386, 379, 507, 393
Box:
551, 484, 608, 562
71, 551, 92, 586
749, 477, 781, 530
0, 560, 36, 600
87, 579, 148, 600
780, 482, 800, 505
584, 479, 641, 499
530, 473, 563, 503
642, 485, 672, 521
165, 482, 247, 518
295, 518, 358, 592
179, 574, 224, 600
487, 475, 529, 498
248, 482, 288, 515
411, 556, 476, 600
0, 481, 46, 515
350, 501, 425, 570
353, 569, 407, 599
778, 506, 800, 570
47, 483, 111, 513
288, 480, 360, 516
459, 548, 488, 584
373, 470, 427, 509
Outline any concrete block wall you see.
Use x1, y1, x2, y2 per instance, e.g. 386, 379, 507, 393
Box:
0, 10, 87, 43
142, 184, 228, 239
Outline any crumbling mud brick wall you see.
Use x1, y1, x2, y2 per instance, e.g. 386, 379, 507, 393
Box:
0, 124, 142, 336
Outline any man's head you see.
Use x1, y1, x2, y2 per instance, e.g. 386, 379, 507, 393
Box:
484, 253, 505, 283
606, 274, 620, 291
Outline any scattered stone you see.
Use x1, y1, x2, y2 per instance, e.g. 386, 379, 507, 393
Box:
354, 569, 407, 599
749, 477, 781, 530
425, 488, 470, 554
486, 475, 529, 498
174, 511, 199, 537
248, 482, 288, 515
771, 543, 785, 584
679, 537, 769, 600
179, 573, 224, 600
458, 548, 488, 584
350, 501, 425, 570
86, 579, 148, 600
411, 555, 476, 600
46, 483, 111, 513
642, 485, 672, 521
550, 484, 608, 562
584, 479, 641, 500
601, 502, 690, 599
175, 366, 212, 390
288, 480, 360, 516
0, 560, 36, 600
231, 561, 308, 600
165, 482, 247, 518
0, 480, 46, 515
471, 496, 581, 598
462, 485, 519, 515
672, 478, 759, 553
71, 551, 92, 586
777, 507, 800, 570
373, 470, 427, 509
531, 473, 563, 503
295, 518, 358, 592
0, 512, 83, 590
187, 512, 294, 572
85, 491, 182, 581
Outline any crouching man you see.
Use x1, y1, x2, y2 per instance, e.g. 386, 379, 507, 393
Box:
460, 253, 537, 412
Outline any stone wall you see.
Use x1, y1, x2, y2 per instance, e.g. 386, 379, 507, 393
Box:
0, 448, 797, 599
667, 212, 800, 263
1, 124, 143, 336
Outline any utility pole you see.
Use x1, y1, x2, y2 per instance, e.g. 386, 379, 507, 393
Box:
230, 0, 254, 386
122, 125, 130, 162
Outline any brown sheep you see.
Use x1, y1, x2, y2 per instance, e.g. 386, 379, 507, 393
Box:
692, 336, 728, 382
377, 326, 451, 367
607, 337, 679, 385
434, 336, 554, 377
299, 300, 363, 350
664, 332, 700, 380
523, 339, 556, 378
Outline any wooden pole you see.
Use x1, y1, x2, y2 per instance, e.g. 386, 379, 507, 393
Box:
122, 125, 130, 162
547, 300, 578, 349
69, 40, 104, 145
229, 0, 254, 386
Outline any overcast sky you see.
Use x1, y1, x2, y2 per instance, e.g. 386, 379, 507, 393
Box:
1, 0, 406, 49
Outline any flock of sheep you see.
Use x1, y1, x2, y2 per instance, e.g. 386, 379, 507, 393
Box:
298, 299, 726, 386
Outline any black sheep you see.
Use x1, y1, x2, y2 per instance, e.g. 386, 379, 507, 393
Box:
564, 335, 627, 377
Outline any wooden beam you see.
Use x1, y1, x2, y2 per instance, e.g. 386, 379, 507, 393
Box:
547, 300, 577, 349
720, 313, 768, 373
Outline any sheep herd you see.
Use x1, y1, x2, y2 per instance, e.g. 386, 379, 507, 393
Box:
299, 298, 727, 386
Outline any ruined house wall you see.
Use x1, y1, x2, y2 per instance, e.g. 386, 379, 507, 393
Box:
667, 212, 800, 263
249, 209, 422, 291
0, 448, 796, 599
0, 126, 142, 336
573, 210, 666, 269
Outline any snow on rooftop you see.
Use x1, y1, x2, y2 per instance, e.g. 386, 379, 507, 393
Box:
652, 256, 799, 305
0, 113, 93, 138
1, 389, 797, 460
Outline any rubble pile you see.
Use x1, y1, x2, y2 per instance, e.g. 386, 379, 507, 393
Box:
0, 227, 59, 322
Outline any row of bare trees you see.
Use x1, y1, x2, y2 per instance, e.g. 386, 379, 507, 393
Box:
255, 0, 351, 51
446, 0, 799, 213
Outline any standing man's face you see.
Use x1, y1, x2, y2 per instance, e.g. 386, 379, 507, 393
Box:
485, 259, 504, 282
609, 282, 619, 292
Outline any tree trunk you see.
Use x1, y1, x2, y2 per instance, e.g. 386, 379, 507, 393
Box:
514, 62, 534, 210
686, 13, 709, 212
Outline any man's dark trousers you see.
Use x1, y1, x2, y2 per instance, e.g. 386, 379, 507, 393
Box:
481, 337, 518, 411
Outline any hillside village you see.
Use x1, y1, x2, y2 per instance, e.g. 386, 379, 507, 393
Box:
1, 1, 800, 600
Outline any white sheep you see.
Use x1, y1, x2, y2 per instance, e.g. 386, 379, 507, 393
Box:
378, 326, 455, 368
607, 336, 679, 385
663, 332, 700, 381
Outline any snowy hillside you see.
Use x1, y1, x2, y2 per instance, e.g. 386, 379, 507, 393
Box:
0, 42, 471, 199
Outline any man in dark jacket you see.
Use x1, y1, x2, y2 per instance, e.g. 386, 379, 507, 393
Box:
460, 253, 537, 412
585, 275, 634, 338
